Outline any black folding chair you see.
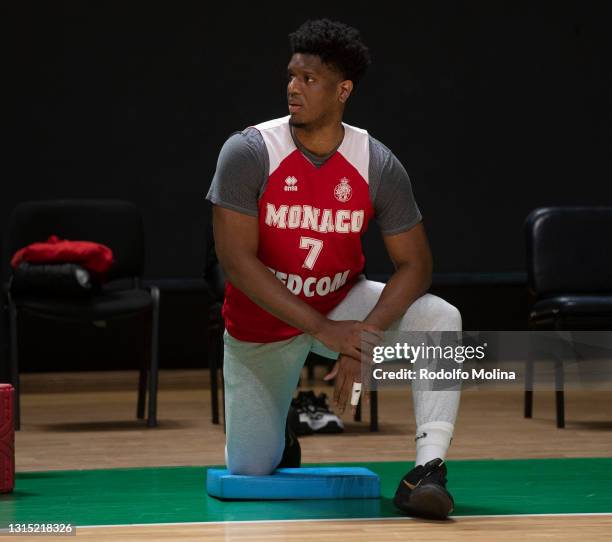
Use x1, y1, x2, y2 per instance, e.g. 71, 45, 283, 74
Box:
5, 200, 160, 429
525, 206, 612, 428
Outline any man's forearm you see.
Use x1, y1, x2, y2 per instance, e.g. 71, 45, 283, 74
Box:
213, 205, 334, 338
363, 263, 431, 330
222, 254, 329, 336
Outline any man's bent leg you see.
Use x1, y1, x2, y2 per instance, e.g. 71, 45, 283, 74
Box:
311, 277, 461, 518
223, 332, 311, 475
311, 277, 462, 465
395, 295, 462, 466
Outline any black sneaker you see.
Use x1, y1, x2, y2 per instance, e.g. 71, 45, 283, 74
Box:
393, 458, 454, 520
290, 391, 315, 435
291, 391, 344, 434
310, 392, 344, 434
276, 406, 301, 468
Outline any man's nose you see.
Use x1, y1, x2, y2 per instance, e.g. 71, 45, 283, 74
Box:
287, 77, 301, 95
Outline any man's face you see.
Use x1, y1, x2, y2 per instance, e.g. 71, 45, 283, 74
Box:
287, 53, 345, 128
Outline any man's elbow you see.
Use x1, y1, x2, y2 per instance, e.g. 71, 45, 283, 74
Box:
414, 259, 432, 293
216, 253, 240, 285
422, 267, 433, 293
397, 258, 432, 293
422, 255, 433, 291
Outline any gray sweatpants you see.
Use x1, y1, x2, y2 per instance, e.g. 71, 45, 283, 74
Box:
223, 276, 462, 475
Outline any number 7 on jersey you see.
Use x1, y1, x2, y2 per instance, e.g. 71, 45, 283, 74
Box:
299, 236, 323, 270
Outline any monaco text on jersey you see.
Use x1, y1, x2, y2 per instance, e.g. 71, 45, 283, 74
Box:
265, 203, 365, 233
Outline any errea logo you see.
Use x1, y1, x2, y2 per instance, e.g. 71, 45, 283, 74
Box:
284, 176, 299, 192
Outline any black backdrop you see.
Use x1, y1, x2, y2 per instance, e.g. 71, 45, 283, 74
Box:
8, 1, 612, 281
4, 1, 612, 372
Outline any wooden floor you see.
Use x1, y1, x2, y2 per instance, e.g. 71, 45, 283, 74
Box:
12, 368, 612, 540
16, 368, 612, 471
74, 516, 612, 541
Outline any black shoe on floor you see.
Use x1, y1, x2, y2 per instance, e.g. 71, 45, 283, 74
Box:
289, 394, 314, 436
393, 458, 454, 520
276, 406, 301, 468
291, 391, 344, 435
310, 392, 344, 434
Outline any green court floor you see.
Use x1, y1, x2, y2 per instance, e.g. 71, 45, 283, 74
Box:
1, 458, 611, 527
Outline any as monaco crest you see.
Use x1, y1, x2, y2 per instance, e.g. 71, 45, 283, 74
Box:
334, 177, 352, 202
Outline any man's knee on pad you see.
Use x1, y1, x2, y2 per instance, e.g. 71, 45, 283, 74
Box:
226, 447, 283, 476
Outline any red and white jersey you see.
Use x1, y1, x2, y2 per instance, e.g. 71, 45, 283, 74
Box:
223, 116, 374, 342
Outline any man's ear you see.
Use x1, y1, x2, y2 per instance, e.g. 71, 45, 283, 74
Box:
338, 80, 353, 104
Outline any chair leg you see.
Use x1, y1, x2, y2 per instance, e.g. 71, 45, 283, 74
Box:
307, 358, 315, 382
137, 365, 147, 420
354, 398, 362, 422
524, 360, 534, 418
555, 360, 565, 428
8, 299, 20, 431
147, 287, 160, 428
555, 391, 565, 428
136, 308, 148, 420
209, 323, 220, 425
524, 390, 533, 418
369, 389, 378, 432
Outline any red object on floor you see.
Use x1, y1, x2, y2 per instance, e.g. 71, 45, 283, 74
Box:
0, 384, 15, 493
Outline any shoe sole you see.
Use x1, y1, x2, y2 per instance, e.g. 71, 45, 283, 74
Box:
394, 484, 454, 520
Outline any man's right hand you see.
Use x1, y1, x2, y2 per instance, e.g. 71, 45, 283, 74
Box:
314, 319, 383, 360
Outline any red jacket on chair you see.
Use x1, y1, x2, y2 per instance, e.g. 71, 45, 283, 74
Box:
11, 235, 114, 275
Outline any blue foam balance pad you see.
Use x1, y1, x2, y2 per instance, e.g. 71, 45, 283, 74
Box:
206, 467, 381, 500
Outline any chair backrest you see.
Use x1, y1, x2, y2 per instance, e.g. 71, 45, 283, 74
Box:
7, 200, 145, 281
525, 206, 612, 296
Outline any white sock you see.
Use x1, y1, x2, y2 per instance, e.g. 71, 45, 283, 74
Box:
415, 421, 454, 466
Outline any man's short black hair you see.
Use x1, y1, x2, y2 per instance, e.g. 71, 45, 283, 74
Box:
289, 19, 371, 85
